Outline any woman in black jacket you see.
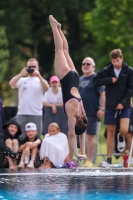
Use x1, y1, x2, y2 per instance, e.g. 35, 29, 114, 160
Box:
0, 119, 21, 169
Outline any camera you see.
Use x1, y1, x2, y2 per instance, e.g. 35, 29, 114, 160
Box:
27, 68, 34, 74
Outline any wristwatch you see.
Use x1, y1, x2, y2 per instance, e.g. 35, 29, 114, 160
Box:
100, 108, 105, 111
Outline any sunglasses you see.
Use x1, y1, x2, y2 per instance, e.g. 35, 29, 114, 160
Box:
82, 63, 91, 66
27, 66, 37, 69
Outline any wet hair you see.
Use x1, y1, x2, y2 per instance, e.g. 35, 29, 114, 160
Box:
48, 123, 60, 131
75, 116, 88, 135
110, 49, 123, 59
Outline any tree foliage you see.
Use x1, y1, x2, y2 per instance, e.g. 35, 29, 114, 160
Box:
0, 0, 133, 103
0, 26, 9, 99
89, 0, 133, 69
0, 0, 95, 77
0, 26, 9, 82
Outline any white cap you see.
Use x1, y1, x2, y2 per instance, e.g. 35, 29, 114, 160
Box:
25, 122, 37, 131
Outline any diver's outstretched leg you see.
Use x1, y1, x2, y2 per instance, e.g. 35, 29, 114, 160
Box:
49, 15, 70, 79
58, 27, 76, 71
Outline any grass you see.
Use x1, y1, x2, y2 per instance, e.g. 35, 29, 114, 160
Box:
96, 121, 122, 166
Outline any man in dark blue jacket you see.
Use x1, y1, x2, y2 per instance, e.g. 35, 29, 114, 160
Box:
93, 49, 133, 166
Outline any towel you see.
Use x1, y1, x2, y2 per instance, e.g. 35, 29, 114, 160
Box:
40, 132, 69, 166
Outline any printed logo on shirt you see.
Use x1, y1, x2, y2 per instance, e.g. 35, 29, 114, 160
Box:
80, 80, 90, 88
22, 82, 27, 90
22, 87, 27, 91
56, 97, 61, 102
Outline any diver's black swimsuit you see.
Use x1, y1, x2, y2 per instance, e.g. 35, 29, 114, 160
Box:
60, 70, 82, 114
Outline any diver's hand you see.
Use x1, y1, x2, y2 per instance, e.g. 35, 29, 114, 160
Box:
77, 154, 87, 160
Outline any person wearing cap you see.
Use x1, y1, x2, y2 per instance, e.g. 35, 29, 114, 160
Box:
43, 75, 68, 135
18, 122, 41, 168
9, 58, 49, 139
43, 75, 63, 114
0, 119, 22, 169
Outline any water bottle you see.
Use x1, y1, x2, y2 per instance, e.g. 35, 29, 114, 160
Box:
24, 154, 30, 167
123, 153, 128, 168
110, 164, 122, 168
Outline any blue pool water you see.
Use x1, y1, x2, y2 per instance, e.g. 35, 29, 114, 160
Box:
0, 169, 133, 200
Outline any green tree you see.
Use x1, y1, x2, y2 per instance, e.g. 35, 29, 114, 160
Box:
0, 27, 9, 82
0, 26, 10, 99
89, 0, 133, 69
0, 0, 95, 77
0, 0, 97, 104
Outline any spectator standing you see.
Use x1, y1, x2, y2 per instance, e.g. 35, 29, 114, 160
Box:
43, 75, 63, 111
43, 75, 68, 135
79, 57, 105, 167
9, 58, 49, 139
93, 49, 133, 166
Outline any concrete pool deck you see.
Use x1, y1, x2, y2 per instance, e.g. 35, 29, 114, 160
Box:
0, 167, 133, 175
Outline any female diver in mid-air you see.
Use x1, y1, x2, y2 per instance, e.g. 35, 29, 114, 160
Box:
49, 15, 87, 161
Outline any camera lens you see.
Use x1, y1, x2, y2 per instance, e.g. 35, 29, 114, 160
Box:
27, 68, 34, 74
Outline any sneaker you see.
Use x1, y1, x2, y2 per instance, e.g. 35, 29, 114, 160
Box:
117, 133, 126, 152
99, 161, 111, 168
26, 161, 34, 169
18, 162, 25, 168
84, 159, 93, 167
62, 161, 77, 169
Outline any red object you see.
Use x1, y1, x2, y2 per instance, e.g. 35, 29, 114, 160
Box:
123, 153, 128, 168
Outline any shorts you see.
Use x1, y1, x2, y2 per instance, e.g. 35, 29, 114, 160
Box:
104, 108, 131, 125
86, 115, 101, 135
5, 136, 18, 140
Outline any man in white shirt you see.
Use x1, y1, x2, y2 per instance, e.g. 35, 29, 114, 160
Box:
9, 58, 49, 139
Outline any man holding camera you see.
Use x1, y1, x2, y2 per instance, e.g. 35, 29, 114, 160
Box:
9, 58, 49, 139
